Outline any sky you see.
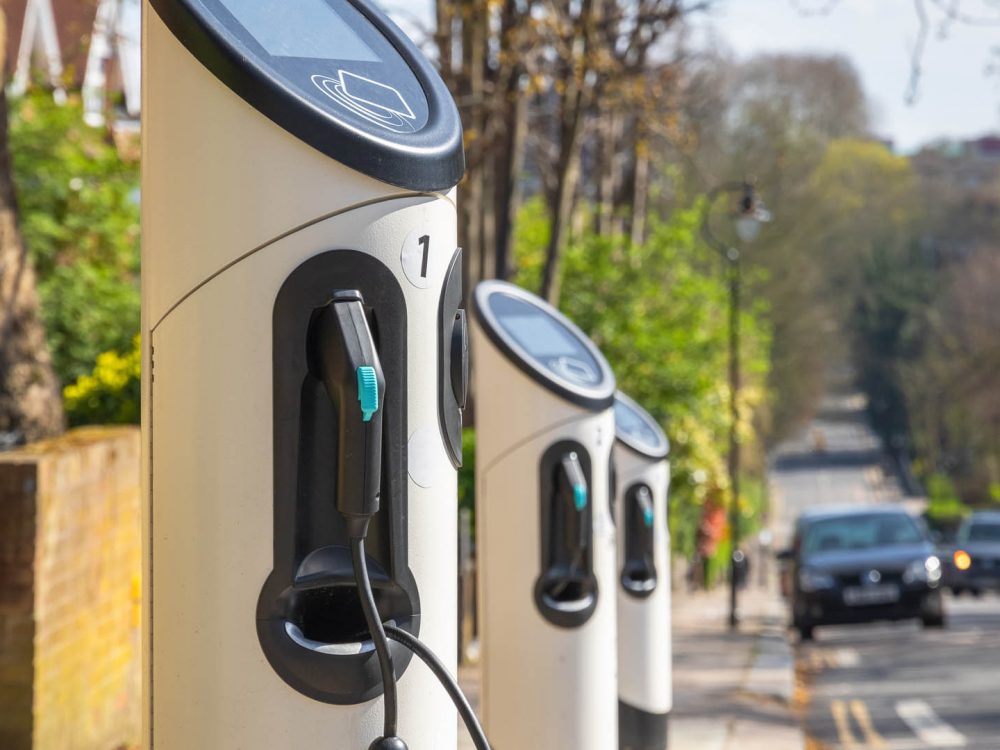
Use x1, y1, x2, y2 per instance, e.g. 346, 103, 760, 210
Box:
381, 0, 1000, 152
703, 0, 1000, 152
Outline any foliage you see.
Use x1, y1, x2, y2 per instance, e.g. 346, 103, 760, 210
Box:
64, 337, 141, 427
9, 92, 140, 386
822, 137, 1000, 508
673, 54, 872, 442
925, 474, 970, 524
459, 428, 476, 516
702, 476, 768, 587
431, 0, 709, 304
850, 239, 935, 452
512, 199, 773, 559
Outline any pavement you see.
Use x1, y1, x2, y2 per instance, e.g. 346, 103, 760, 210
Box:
669, 578, 805, 750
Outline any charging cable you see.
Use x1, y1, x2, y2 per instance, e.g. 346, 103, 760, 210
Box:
351, 533, 404, 750
351, 531, 492, 750
383, 624, 491, 750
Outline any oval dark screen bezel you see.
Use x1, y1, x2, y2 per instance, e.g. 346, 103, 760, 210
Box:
473, 281, 616, 412
149, 0, 465, 191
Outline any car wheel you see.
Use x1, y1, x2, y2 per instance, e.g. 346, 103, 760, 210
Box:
798, 624, 815, 641
951, 587, 964, 597
971, 588, 983, 598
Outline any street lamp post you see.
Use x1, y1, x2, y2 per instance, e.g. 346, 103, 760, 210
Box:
701, 179, 770, 630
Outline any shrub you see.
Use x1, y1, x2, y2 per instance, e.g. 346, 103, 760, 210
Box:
925, 473, 969, 524
64, 337, 141, 427
10, 92, 140, 386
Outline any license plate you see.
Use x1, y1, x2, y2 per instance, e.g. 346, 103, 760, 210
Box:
843, 584, 900, 606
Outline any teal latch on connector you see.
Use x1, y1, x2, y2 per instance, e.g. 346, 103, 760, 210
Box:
573, 484, 587, 511
643, 507, 654, 528
357, 366, 379, 422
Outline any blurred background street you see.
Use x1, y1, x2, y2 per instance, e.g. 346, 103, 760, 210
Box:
773, 389, 1000, 750
1, 0, 1000, 748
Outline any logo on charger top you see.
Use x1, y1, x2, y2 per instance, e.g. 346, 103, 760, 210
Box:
312, 70, 417, 133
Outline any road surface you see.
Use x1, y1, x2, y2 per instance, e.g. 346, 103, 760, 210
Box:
770, 394, 1000, 750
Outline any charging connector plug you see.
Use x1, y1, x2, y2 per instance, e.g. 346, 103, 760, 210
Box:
309, 290, 386, 539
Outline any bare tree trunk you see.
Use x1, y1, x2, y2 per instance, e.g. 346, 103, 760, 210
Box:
539, 0, 596, 305
492, 0, 527, 280
596, 111, 621, 236
630, 119, 651, 247
539, 116, 584, 305
435, 0, 455, 90
480, 161, 494, 285
467, 2, 493, 286
457, 0, 484, 299
0, 12, 64, 443
493, 91, 525, 280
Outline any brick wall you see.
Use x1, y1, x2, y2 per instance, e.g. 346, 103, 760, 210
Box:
0, 427, 141, 750
0, 462, 38, 749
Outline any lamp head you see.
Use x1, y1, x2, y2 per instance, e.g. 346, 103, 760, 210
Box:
734, 182, 771, 244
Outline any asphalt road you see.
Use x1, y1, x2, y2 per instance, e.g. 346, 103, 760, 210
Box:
769, 394, 1000, 750
800, 595, 1000, 750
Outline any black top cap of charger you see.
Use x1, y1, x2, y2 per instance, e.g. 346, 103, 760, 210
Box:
150, 0, 465, 191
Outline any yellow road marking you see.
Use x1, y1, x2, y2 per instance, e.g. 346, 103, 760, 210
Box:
850, 700, 888, 749
831, 699, 859, 749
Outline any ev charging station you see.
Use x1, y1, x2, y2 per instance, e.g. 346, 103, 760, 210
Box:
141, 1, 467, 747
472, 280, 619, 749
613, 392, 673, 750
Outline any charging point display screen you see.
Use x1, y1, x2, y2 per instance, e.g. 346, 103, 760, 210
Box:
194, 0, 431, 136
217, 0, 379, 61
488, 293, 603, 387
502, 315, 580, 358
615, 399, 661, 453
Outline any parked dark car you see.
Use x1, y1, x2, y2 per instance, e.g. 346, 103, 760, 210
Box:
778, 507, 945, 640
944, 511, 1000, 596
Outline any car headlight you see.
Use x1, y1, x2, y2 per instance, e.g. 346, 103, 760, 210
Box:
904, 556, 942, 584
798, 568, 835, 593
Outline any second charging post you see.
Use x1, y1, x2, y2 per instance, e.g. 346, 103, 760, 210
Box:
613, 392, 673, 750
471, 280, 619, 749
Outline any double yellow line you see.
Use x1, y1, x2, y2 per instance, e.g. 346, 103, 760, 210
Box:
831, 699, 887, 749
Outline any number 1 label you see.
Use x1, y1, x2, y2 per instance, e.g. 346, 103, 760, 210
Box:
402, 231, 434, 289
418, 235, 430, 277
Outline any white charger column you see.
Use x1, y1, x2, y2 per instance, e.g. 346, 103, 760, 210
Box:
471, 280, 619, 749
141, 1, 466, 747
613, 392, 672, 750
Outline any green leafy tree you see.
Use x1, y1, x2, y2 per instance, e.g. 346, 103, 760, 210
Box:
512, 199, 772, 558
9, 92, 140, 386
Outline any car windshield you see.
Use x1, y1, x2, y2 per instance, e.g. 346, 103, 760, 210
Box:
965, 522, 1000, 543
802, 513, 924, 557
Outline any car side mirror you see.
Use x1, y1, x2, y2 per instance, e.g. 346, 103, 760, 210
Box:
775, 548, 794, 562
